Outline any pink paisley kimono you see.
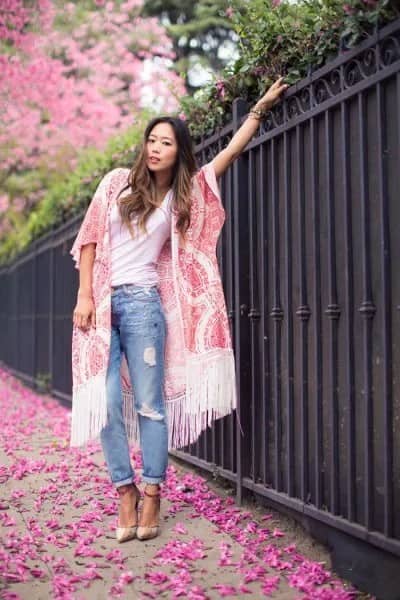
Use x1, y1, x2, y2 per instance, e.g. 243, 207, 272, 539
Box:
70, 162, 237, 449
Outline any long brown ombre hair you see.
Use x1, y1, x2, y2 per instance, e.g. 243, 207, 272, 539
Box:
116, 116, 197, 242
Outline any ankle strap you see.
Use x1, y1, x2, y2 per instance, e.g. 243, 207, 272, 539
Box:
144, 487, 161, 497
117, 483, 138, 495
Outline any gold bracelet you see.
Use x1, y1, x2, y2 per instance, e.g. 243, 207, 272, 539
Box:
250, 107, 264, 117
248, 112, 262, 121
248, 106, 268, 120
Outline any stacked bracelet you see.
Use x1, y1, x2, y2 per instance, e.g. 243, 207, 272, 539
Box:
248, 106, 267, 120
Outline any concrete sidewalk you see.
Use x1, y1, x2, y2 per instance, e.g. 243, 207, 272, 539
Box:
0, 369, 357, 599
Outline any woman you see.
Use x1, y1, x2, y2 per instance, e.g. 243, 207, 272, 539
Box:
70, 76, 288, 543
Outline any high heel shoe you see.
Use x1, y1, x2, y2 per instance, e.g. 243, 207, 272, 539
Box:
136, 486, 161, 541
115, 483, 140, 543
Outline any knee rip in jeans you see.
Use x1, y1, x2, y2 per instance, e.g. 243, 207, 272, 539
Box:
137, 402, 164, 420
143, 346, 156, 366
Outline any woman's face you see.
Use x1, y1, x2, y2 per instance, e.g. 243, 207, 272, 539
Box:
145, 122, 178, 175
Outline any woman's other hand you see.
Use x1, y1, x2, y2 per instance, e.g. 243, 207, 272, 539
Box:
73, 294, 96, 330
254, 76, 289, 113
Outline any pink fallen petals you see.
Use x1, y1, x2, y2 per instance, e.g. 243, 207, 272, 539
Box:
105, 548, 126, 566
288, 560, 331, 593
245, 521, 258, 534
0, 513, 16, 527
218, 541, 234, 566
272, 527, 285, 538
238, 583, 253, 594
74, 543, 103, 558
139, 592, 157, 599
163, 568, 193, 596
30, 567, 46, 578
78, 509, 103, 523
145, 570, 169, 585
44, 518, 61, 530
11, 457, 48, 480
212, 583, 238, 596
2, 571, 30, 584
186, 586, 208, 599
242, 565, 266, 583
10, 489, 26, 499
52, 573, 78, 597
154, 538, 206, 566
81, 566, 104, 581
172, 522, 188, 535
261, 575, 280, 595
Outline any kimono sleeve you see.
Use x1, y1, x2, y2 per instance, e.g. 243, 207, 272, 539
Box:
70, 170, 113, 270
196, 161, 224, 211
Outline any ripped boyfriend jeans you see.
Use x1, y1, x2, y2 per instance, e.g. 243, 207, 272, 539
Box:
100, 284, 168, 488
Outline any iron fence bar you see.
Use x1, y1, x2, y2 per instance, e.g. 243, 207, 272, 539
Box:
227, 165, 235, 475
358, 91, 375, 531
296, 123, 310, 503
376, 80, 394, 538
284, 128, 295, 497
341, 99, 356, 523
232, 97, 249, 503
311, 115, 323, 510
248, 148, 257, 483
324, 108, 340, 516
212, 132, 225, 470
258, 144, 269, 486
270, 136, 283, 493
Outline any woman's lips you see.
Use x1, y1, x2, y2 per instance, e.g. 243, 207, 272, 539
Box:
149, 157, 160, 164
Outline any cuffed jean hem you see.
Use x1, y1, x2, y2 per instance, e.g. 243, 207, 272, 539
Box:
115, 477, 135, 488
141, 475, 165, 485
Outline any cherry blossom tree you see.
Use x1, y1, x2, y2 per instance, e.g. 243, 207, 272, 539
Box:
0, 0, 185, 238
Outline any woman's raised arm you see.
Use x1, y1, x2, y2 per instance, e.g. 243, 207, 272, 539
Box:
211, 76, 289, 179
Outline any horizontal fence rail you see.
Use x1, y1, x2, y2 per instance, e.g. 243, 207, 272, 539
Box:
1, 18, 400, 598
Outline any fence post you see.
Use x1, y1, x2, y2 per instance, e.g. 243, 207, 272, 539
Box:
232, 97, 251, 505
49, 232, 54, 393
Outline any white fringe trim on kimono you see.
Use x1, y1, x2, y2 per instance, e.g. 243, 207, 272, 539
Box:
69, 348, 237, 450
70, 371, 108, 447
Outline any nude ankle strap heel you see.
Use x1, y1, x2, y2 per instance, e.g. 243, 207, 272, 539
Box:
136, 487, 161, 541
115, 484, 140, 543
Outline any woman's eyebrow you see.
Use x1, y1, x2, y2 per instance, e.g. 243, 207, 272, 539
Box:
148, 135, 174, 141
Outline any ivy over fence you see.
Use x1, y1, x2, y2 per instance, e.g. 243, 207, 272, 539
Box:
180, 0, 398, 139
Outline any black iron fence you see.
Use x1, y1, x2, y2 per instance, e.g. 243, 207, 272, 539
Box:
1, 18, 400, 599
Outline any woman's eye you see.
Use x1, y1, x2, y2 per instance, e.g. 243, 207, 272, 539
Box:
148, 139, 172, 146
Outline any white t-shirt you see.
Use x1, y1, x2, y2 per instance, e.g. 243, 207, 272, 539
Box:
109, 190, 173, 287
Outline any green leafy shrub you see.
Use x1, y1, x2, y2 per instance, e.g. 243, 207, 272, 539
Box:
181, 0, 398, 139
